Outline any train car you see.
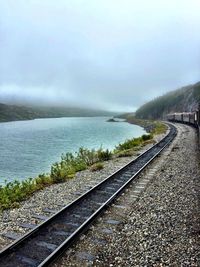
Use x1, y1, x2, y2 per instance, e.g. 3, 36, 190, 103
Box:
197, 109, 200, 126
182, 113, 190, 123
167, 108, 200, 146
167, 111, 199, 127
174, 113, 183, 122
166, 114, 175, 121
189, 113, 195, 125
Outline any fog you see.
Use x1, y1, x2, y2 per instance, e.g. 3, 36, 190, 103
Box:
0, 0, 199, 111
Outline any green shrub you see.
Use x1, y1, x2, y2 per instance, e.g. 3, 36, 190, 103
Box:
61, 152, 87, 172
50, 147, 112, 182
0, 178, 38, 210
76, 147, 98, 165
97, 148, 112, 161
90, 162, 104, 172
115, 137, 142, 151
114, 133, 154, 155
141, 134, 152, 141
50, 162, 71, 182
35, 174, 52, 186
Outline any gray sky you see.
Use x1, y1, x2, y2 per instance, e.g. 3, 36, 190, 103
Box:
0, 0, 199, 111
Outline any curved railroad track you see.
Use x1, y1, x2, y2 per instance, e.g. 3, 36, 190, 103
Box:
0, 123, 177, 267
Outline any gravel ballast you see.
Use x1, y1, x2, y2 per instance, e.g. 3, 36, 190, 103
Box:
51, 123, 200, 267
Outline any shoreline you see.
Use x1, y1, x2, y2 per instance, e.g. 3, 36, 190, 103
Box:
0, 126, 168, 249
0, 118, 166, 211
0, 117, 145, 183
115, 113, 159, 133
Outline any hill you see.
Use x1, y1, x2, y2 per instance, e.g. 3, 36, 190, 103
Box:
135, 81, 200, 119
0, 103, 115, 122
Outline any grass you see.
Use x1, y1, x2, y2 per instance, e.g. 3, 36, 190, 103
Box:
0, 175, 53, 210
151, 122, 167, 135
0, 121, 167, 211
50, 147, 112, 182
114, 134, 153, 152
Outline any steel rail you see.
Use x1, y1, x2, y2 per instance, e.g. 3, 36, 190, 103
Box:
0, 123, 177, 267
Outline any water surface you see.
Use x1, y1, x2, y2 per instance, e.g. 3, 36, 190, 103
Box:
0, 117, 146, 182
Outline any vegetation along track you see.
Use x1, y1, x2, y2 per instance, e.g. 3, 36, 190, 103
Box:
0, 123, 177, 267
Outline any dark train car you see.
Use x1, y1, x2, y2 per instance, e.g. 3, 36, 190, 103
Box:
174, 113, 183, 122
196, 109, 200, 144
182, 112, 196, 124
167, 110, 200, 128
166, 113, 182, 122
182, 113, 190, 123
189, 113, 195, 125
167, 108, 200, 147
166, 114, 175, 121
197, 109, 200, 126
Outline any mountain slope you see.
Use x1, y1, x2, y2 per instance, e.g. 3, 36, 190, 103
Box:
135, 82, 200, 119
0, 103, 115, 122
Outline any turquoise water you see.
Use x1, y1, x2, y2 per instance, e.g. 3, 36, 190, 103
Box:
0, 117, 146, 182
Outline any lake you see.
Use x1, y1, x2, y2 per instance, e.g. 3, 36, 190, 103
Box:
0, 117, 146, 183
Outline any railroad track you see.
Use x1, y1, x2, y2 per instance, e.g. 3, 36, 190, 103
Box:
0, 123, 177, 267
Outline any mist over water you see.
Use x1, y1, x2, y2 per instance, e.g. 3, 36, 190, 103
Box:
0, 117, 146, 183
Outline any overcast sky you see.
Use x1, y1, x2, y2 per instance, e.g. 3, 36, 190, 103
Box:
0, 0, 199, 111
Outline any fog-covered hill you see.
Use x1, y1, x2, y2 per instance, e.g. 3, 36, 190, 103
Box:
135, 82, 200, 119
0, 103, 115, 122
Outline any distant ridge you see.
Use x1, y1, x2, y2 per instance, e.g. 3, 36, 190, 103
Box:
135, 81, 200, 119
0, 103, 116, 122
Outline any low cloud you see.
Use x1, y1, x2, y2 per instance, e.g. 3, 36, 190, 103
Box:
0, 0, 199, 111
